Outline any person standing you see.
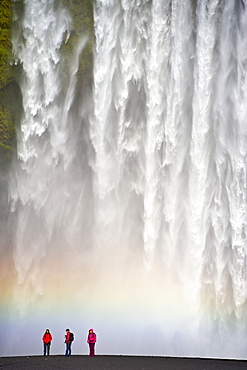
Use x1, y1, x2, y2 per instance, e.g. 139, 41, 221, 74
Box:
87, 328, 97, 357
42, 329, 52, 356
64, 328, 73, 357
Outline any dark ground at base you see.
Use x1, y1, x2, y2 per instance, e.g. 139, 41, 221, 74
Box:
0, 355, 246, 370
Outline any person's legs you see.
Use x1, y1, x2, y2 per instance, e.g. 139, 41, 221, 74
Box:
65, 342, 71, 356
43, 343, 47, 356
89, 343, 95, 356
65, 342, 69, 356
68, 342, 71, 356
47, 342, 51, 356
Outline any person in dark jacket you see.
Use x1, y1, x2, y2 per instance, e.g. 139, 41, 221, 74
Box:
64, 329, 72, 357
87, 328, 97, 357
42, 329, 52, 356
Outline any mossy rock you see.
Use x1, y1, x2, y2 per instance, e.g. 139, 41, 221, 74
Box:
0, 0, 12, 30
0, 0, 13, 90
0, 106, 15, 148
60, 0, 94, 87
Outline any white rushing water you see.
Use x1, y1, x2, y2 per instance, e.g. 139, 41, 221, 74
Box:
3, 0, 247, 359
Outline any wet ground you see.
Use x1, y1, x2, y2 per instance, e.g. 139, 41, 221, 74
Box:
0, 355, 246, 370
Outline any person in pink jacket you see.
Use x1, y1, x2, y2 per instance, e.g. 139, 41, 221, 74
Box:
87, 328, 97, 357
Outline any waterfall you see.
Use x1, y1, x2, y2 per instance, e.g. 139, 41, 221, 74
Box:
1, 0, 247, 358
9, 0, 93, 291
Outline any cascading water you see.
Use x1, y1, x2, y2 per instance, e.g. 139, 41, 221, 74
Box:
1, 0, 247, 359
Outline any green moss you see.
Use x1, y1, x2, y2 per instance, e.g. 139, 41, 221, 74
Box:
0, 0, 15, 165
0, 107, 11, 144
0, 0, 13, 90
0, 0, 12, 29
0, 45, 12, 90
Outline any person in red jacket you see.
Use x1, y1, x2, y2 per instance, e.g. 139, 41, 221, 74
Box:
87, 328, 97, 357
42, 329, 52, 356
64, 329, 73, 357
